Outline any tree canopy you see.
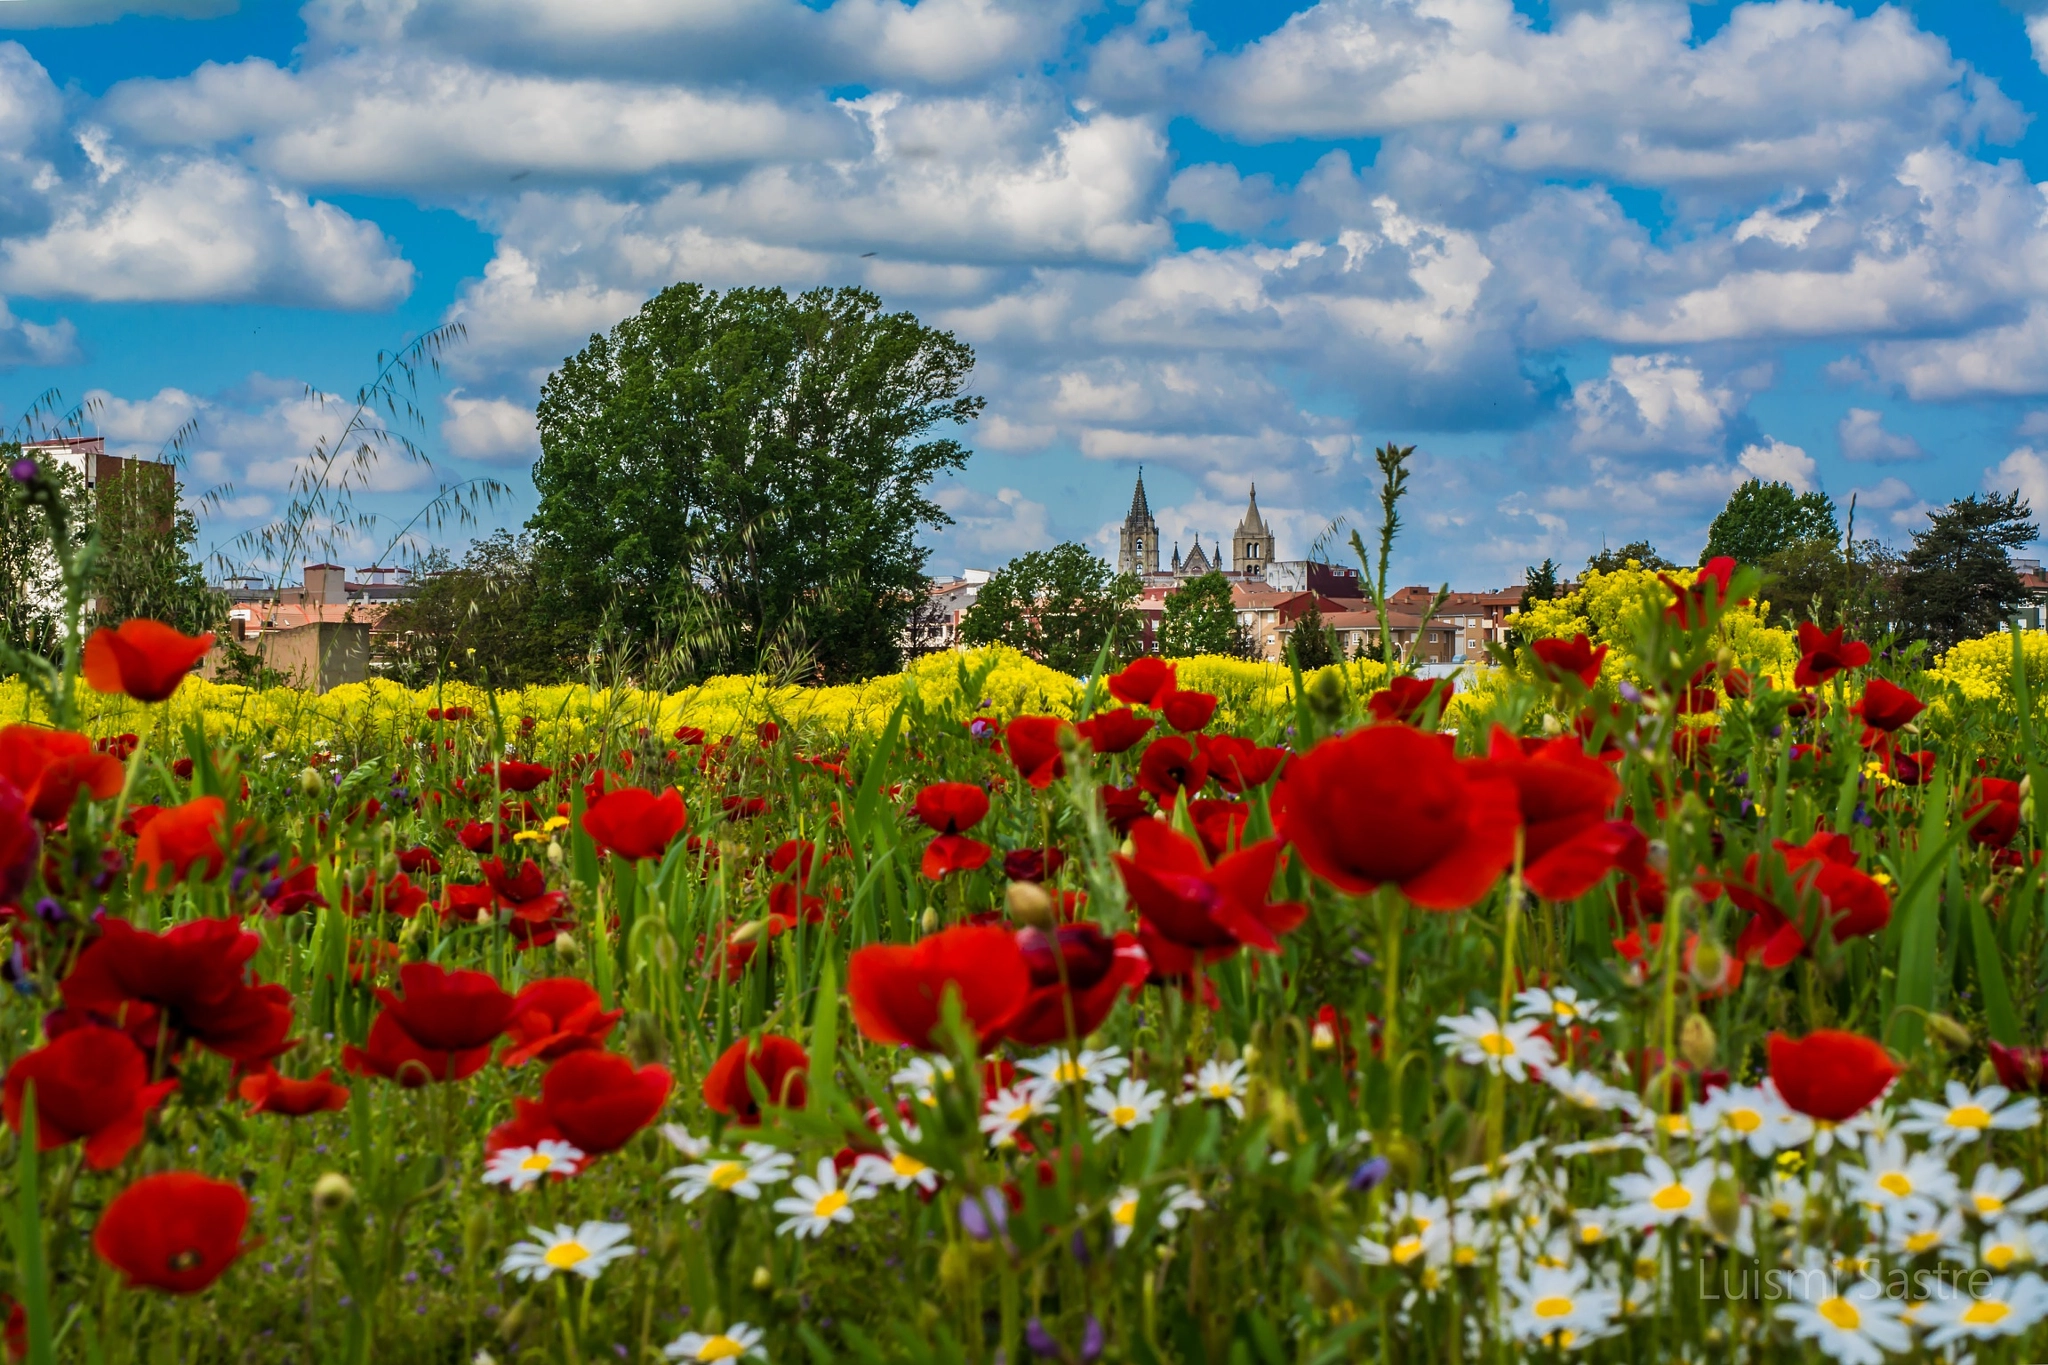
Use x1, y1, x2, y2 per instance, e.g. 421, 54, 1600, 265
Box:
1701, 479, 1840, 566
1160, 572, 1243, 658
376, 531, 583, 687
1289, 596, 1338, 669
1586, 541, 1675, 574
1897, 491, 2039, 654
530, 283, 981, 683
958, 543, 1138, 675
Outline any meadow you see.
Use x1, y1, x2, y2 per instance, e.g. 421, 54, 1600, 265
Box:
4, 560, 2048, 1364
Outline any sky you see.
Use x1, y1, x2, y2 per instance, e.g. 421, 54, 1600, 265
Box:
3, 0, 2048, 589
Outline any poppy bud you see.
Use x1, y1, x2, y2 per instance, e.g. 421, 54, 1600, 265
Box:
346, 865, 368, 895
312, 1172, 354, 1214
1926, 1013, 1972, 1052
1715, 645, 1736, 672
625, 1012, 667, 1067
1644, 839, 1669, 876
1688, 936, 1729, 992
546, 840, 565, 868
297, 768, 325, 799
730, 920, 768, 946
1679, 1014, 1717, 1069
652, 932, 679, 971
498, 1301, 530, 1343
379, 852, 399, 880
1005, 880, 1054, 929
1978, 1057, 2001, 1089
466, 1206, 492, 1264
920, 907, 939, 934
938, 1242, 972, 1296
1307, 670, 1346, 727
1706, 1176, 1741, 1238
751, 1265, 772, 1290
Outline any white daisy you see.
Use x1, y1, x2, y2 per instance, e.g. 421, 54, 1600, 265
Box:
1355, 1224, 1450, 1271
1882, 1202, 1965, 1258
667, 1144, 795, 1204
979, 1084, 1057, 1147
1436, 1008, 1555, 1082
1763, 1171, 1815, 1225
1919, 1272, 2048, 1347
499, 1222, 636, 1282
1609, 1155, 1717, 1229
1975, 1218, 2048, 1272
1776, 1270, 1910, 1365
663, 1321, 766, 1362
1554, 1133, 1650, 1159
1087, 1077, 1167, 1138
1512, 985, 1611, 1028
1108, 1184, 1203, 1248
891, 1056, 955, 1107
660, 1125, 711, 1159
1692, 1083, 1799, 1158
772, 1158, 874, 1239
482, 1141, 585, 1193
1961, 1164, 2048, 1222
1506, 1261, 1620, 1349
1184, 1058, 1248, 1118
853, 1137, 941, 1194
1018, 1046, 1128, 1089
1545, 1068, 1642, 1117
1897, 1081, 2041, 1148
1842, 1134, 1957, 1218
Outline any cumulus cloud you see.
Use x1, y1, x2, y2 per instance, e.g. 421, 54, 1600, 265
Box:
1568, 354, 1737, 457
928, 483, 1056, 572
1736, 439, 1817, 493
1988, 448, 2048, 520
1837, 407, 1924, 463
441, 392, 539, 463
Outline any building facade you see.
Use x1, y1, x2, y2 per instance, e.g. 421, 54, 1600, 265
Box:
1117, 471, 1160, 579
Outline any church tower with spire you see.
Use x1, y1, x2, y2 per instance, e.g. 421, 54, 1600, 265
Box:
1118, 469, 1159, 578
1232, 484, 1274, 579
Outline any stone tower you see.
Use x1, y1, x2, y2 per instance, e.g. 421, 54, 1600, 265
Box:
1232, 484, 1274, 578
1118, 469, 1159, 578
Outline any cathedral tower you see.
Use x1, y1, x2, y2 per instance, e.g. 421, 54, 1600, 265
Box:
1118, 469, 1159, 578
1232, 484, 1274, 578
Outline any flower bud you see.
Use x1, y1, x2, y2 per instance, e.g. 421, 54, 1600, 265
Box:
1005, 880, 1055, 929
1926, 1013, 1973, 1052
920, 907, 939, 934
546, 839, 565, 868
1688, 935, 1730, 993
312, 1172, 354, 1214
1679, 1013, 1717, 1069
1706, 1176, 1742, 1238
552, 932, 580, 963
297, 767, 325, 799
750, 1265, 772, 1291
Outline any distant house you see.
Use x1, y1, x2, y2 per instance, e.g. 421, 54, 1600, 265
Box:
209, 563, 421, 692
905, 570, 989, 655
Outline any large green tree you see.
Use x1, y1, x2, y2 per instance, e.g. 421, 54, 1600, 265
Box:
530, 283, 982, 682
1586, 540, 1675, 574
376, 532, 584, 687
1897, 491, 2039, 654
1160, 572, 1244, 658
958, 543, 1139, 675
1702, 479, 1839, 566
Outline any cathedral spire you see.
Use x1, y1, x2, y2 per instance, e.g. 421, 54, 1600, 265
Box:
1128, 466, 1152, 522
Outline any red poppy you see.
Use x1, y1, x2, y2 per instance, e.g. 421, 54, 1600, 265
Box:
93, 1172, 250, 1294
1099, 785, 1149, 835
341, 872, 432, 920
674, 726, 706, 746
485, 761, 554, 792
0, 725, 124, 822
1116, 821, 1306, 955
1074, 708, 1153, 755
757, 721, 782, 744
1005, 717, 1072, 790
1197, 734, 1286, 793
922, 834, 993, 880
1136, 736, 1208, 805
1106, 658, 1177, 709
1367, 675, 1453, 726
1159, 691, 1218, 733
1728, 833, 1892, 968
536, 1049, 671, 1154
1475, 725, 1632, 901
374, 962, 515, 1052
848, 923, 1032, 1052
0, 778, 33, 909
1792, 622, 1872, 688
582, 786, 687, 861
237, 1066, 349, 1117
81, 620, 214, 704
1275, 724, 1520, 910
397, 845, 442, 875
441, 882, 495, 923
1988, 1041, 2048, 1094
1002, 848, 1067, 882
3, 1026, 177, 1168
1663, 556, 1737, 628
62, 916, 258, 1018
133, 796, 227, 890
261, 862, 326, 916
1186, 798, 1250, 860
1612, 922, 1744, 999
702, 1034, 809, 1123
769, 839, 818, 881
1966, 778, 2022, 848
1852, 678, 1923, 734
1889, 749, 1937, 785
183, 981, 296, 1065
341, 1010, 493, 1087
1530, 634, 1606, 687
998, 924, 1149, 1046
1768, 1029, 1899, 1122
913, 782, 988, 834
502, 978, 623, 1067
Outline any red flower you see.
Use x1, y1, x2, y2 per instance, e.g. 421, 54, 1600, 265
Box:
922, 834, 993, 880
998, 924, 1149, 1046
1663, 557, 1737, 628
1367, 675, 1453, 726
62, 917, 258, 1019
1276, 724, 1520, 910
0, 778, 33, 909
502, 978, 622, 1067
913, 782, 988, 834
1729, 833, 1892, 968
702, 1034, 809, 1124
1106, 658, 1177, 709
1793, 622, 1873, 688
1005, 717, 1072, 789
133, 796, 227, 890
848, 923, 1032, 1052
397, 845, 442, 875
81, 620, 214, 703
1116, 821, 1306, 955
1988, 1041, 2048, 1094
1767, 1029, 1898, 1122
1074, 708, 1153, 755
674, 726, 706, 746
1186, 798, 1250, 860
1159, 691, 1218, 732
1002, 848, 1067, 882
537, 1050, 671, 1154
93, 1172, 250, 1294
441, 882, 495, 923
0, 725, 123, 822
237, 1066, 348, 1117
582, 786, 687, 861
182, 982, 296, 1065
1099, 785, 1149, 835
756, 721, 781, 745
1852, 678, 1923, 734
1197, 734, 1286, 793
485, 761, 554, 792
374, 963, 515, 1052
1475, 725, 1632, 901
1967, 778, 2022, 848
1530, 634, 1606, 687
342, 1010, 493, 1087
1889, 749, 1937, 785
1136, 736, 1208, 805
3, 1026, 176, 1168
262, 862, 326, 916
341, 872, 431, 920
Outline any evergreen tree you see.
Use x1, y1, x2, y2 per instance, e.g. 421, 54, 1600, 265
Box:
1702, 479, 1840, 566
1519, 557, 1561, 615
1896, 491, 2039, 654
1290, 596, 1338, 669
1160, 572, 1241, 658
958, 543, 1140, 675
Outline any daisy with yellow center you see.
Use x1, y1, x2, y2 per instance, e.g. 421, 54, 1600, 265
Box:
1088, 1077, 1166, 1139
1183, 1058, 1248, 1119
499, 1221, 636, 1282
1506, 1265, 1619, 1347
482, 1140, 585, 1193
977, 1083, 1059, 1148
1776, 1273, 1909, 1361
1899, 1081, 2041, 1149
663, 1321, 766, 1362
667, 1143, 795, 1204
1610, 1155, 1717, 1229
1920, 1273, 2048, 1347
1435, 1008, 1554, 1082
853, 1130, 941, 1194
772, 1158, 874, 1239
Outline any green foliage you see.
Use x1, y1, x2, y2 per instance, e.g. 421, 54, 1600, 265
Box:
1584, 539, 1675, 574
1289, 595, 1338, 669
957, 542, 1140, 675
530, 283, 981, 683
1756, 535, 1905, 632
0, 448, 82, 658
1160, 571, 1243, 659
1519, 557, 1560, 613
1701, 478, 1840, 566
90, 458, 222, 638
375, 531, 584, 687
1897, 490, 2039, 655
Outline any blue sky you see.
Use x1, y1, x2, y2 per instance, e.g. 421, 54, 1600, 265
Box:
2, 0, 2048, 588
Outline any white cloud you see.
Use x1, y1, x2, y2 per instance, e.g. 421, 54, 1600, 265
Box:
1568, 354, 1737, 457
1837, 407, 1924, 463
1989, 447, 2048, 519
441, 392, 539, 463
1736, 439, 1817, 493
0, 297, 75, 368
2031, 11, 2048, 78
1847, 476, 1917, 511
929, 483, 1056, 570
